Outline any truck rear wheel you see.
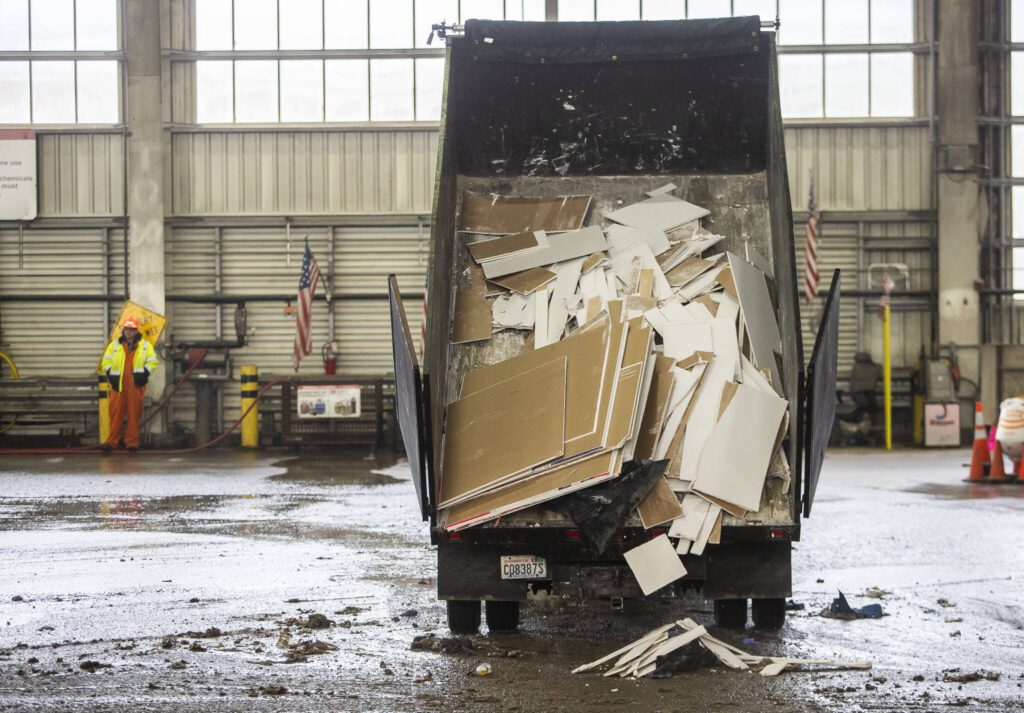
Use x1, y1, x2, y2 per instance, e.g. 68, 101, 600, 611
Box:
485, 601, 520, 632
713, 598, 748, 629
447, 600, 481, 634
751, 598, 786, 629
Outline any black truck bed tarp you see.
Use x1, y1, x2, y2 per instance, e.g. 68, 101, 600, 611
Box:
463, 17, 762, 64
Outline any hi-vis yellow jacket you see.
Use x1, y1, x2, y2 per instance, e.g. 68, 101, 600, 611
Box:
101, 335, 160, 391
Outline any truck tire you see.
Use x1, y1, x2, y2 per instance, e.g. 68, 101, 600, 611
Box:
447, 600, 481, 634
485, 601, 520, 632
713, 598, 748, 630
751, 598, 786, 629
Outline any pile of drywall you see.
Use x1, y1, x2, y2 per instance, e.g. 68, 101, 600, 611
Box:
443, 185, 791, 596
572, 618, 871, 679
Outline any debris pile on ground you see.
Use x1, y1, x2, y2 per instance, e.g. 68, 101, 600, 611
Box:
572, 618, 872, 679
822, 592, 885, 620
280, 613, 333, 630
433, 186, 795, 595
410, 634, 524, 658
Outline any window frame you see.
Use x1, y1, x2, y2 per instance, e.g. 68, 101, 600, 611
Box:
0, 0, 123, 126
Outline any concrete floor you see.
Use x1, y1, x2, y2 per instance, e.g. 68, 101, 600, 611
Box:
0, 448, 1022, 712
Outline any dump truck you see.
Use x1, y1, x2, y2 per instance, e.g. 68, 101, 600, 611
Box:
388, 16, 840, 634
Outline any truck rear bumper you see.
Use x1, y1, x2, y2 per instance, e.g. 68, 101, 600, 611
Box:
437, 528, 792, 602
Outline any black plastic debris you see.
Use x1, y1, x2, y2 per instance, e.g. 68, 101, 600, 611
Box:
823, 591, 884, 620
650, 639, 718, 678
562, 458, 668, 553
785, 600, 805, 611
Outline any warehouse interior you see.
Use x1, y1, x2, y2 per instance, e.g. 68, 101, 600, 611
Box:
1, 1, 1023, 711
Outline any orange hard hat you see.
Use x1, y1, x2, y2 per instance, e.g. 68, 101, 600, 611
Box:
123, 317, 140, 329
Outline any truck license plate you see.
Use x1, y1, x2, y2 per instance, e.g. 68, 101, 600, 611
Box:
500, 555, 547, 580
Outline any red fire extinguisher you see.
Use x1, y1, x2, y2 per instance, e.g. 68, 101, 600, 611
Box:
322, 340, 337, 375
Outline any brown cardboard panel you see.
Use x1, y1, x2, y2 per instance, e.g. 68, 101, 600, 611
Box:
458, 191, 592, 234
676, 350, 714, 370
717, 267, 738, 297
462, 317, 611, 446
622, 317, 651, 367
563, 311, 628, 456
491, 267, 558, 295
638, 476, 684, 529
583, 295, 603, 324
665, 364, 710, 477
638, 268, 654, 298
634, 355, 676, 460
606, 362, 644, 448
699, 492, 747, 519
708, 510, 724, 544
439, 358, 567, 508
665, 256, 715, 287
468, 231, 541, 262
443, 451, 621, 531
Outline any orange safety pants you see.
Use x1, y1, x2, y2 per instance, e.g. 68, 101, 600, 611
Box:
106, 384, 146, 449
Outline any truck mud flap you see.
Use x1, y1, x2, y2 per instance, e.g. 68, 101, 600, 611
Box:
703, 542, 792, 600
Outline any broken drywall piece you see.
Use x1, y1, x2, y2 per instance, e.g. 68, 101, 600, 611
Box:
689, 503, 721, 556
744, 243, 773, 275
468, 230, 545, 262
482, 226, 607, 279
662, 321, 713, 361
646, 182, 678, 197
459, 192, 591, 234
547, 258, 585, 345
491, 266, 557, 295
605, 222, 672, 258
678, 354, 732, 481
439, 358, 567, 508
607, 236, 672, 301
727, 252, 784, 395
637, 476, 684, 529
492, 292, 535, 330
667, 493, 711, 542
534, 286, 551, 349
691, 382, 788, 513
605, 194, 710, 234
623, 534, 687, 596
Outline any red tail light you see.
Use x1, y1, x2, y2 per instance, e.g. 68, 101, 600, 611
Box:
566, 529, 581, 541
769, 529, 785, 539
447, 531, 462, 541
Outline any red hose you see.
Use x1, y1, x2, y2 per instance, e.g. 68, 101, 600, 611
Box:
0, 378, 292, 456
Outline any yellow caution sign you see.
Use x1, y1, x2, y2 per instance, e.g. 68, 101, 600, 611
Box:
95, 301, 169, 373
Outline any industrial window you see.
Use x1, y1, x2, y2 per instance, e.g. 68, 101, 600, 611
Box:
192, 0, 916, 124
0, 0, 120, 124
193, 0, 546, 123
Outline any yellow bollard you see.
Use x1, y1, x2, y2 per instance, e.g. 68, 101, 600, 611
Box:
883, 304, 892, 450
240, 364, 259, 448
98, 374, 110, 445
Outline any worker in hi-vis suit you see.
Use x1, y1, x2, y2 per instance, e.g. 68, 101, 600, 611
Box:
100, 316, 159, 452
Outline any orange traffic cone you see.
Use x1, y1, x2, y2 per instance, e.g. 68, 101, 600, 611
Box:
968, 402, 989, 481
990, 440, 1007, 479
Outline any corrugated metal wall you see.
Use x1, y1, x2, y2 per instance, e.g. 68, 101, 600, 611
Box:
165, 224, 426, 427
170, 131, 438, 215
0, 131, 126, 378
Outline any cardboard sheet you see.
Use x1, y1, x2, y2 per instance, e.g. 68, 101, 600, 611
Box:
534, 286, 551, 348
689, 503, 722, 556
439, 358, 567, 508
623, 534, 687, 596
690, 382, 788, 512
459, 192, 591, 234
728, 253, 784, 395
605, 194, 709, 233
608, 237, 672, 301
482, 226, 608, 279
468, 230, 544, 262
452, 288, 493, 343
443, 451, 621, 531
637, 476, 684, 529
491, 266, 557, 295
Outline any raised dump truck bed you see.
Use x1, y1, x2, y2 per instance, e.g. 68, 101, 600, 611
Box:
388, 17, 840, 633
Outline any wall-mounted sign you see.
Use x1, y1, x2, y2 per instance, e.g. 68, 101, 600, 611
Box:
297, 385, 362, 419
0, 130, 37, 221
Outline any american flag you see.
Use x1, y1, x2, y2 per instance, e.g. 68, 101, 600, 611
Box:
293, 244, 322, 371
803, 172, 820, 304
